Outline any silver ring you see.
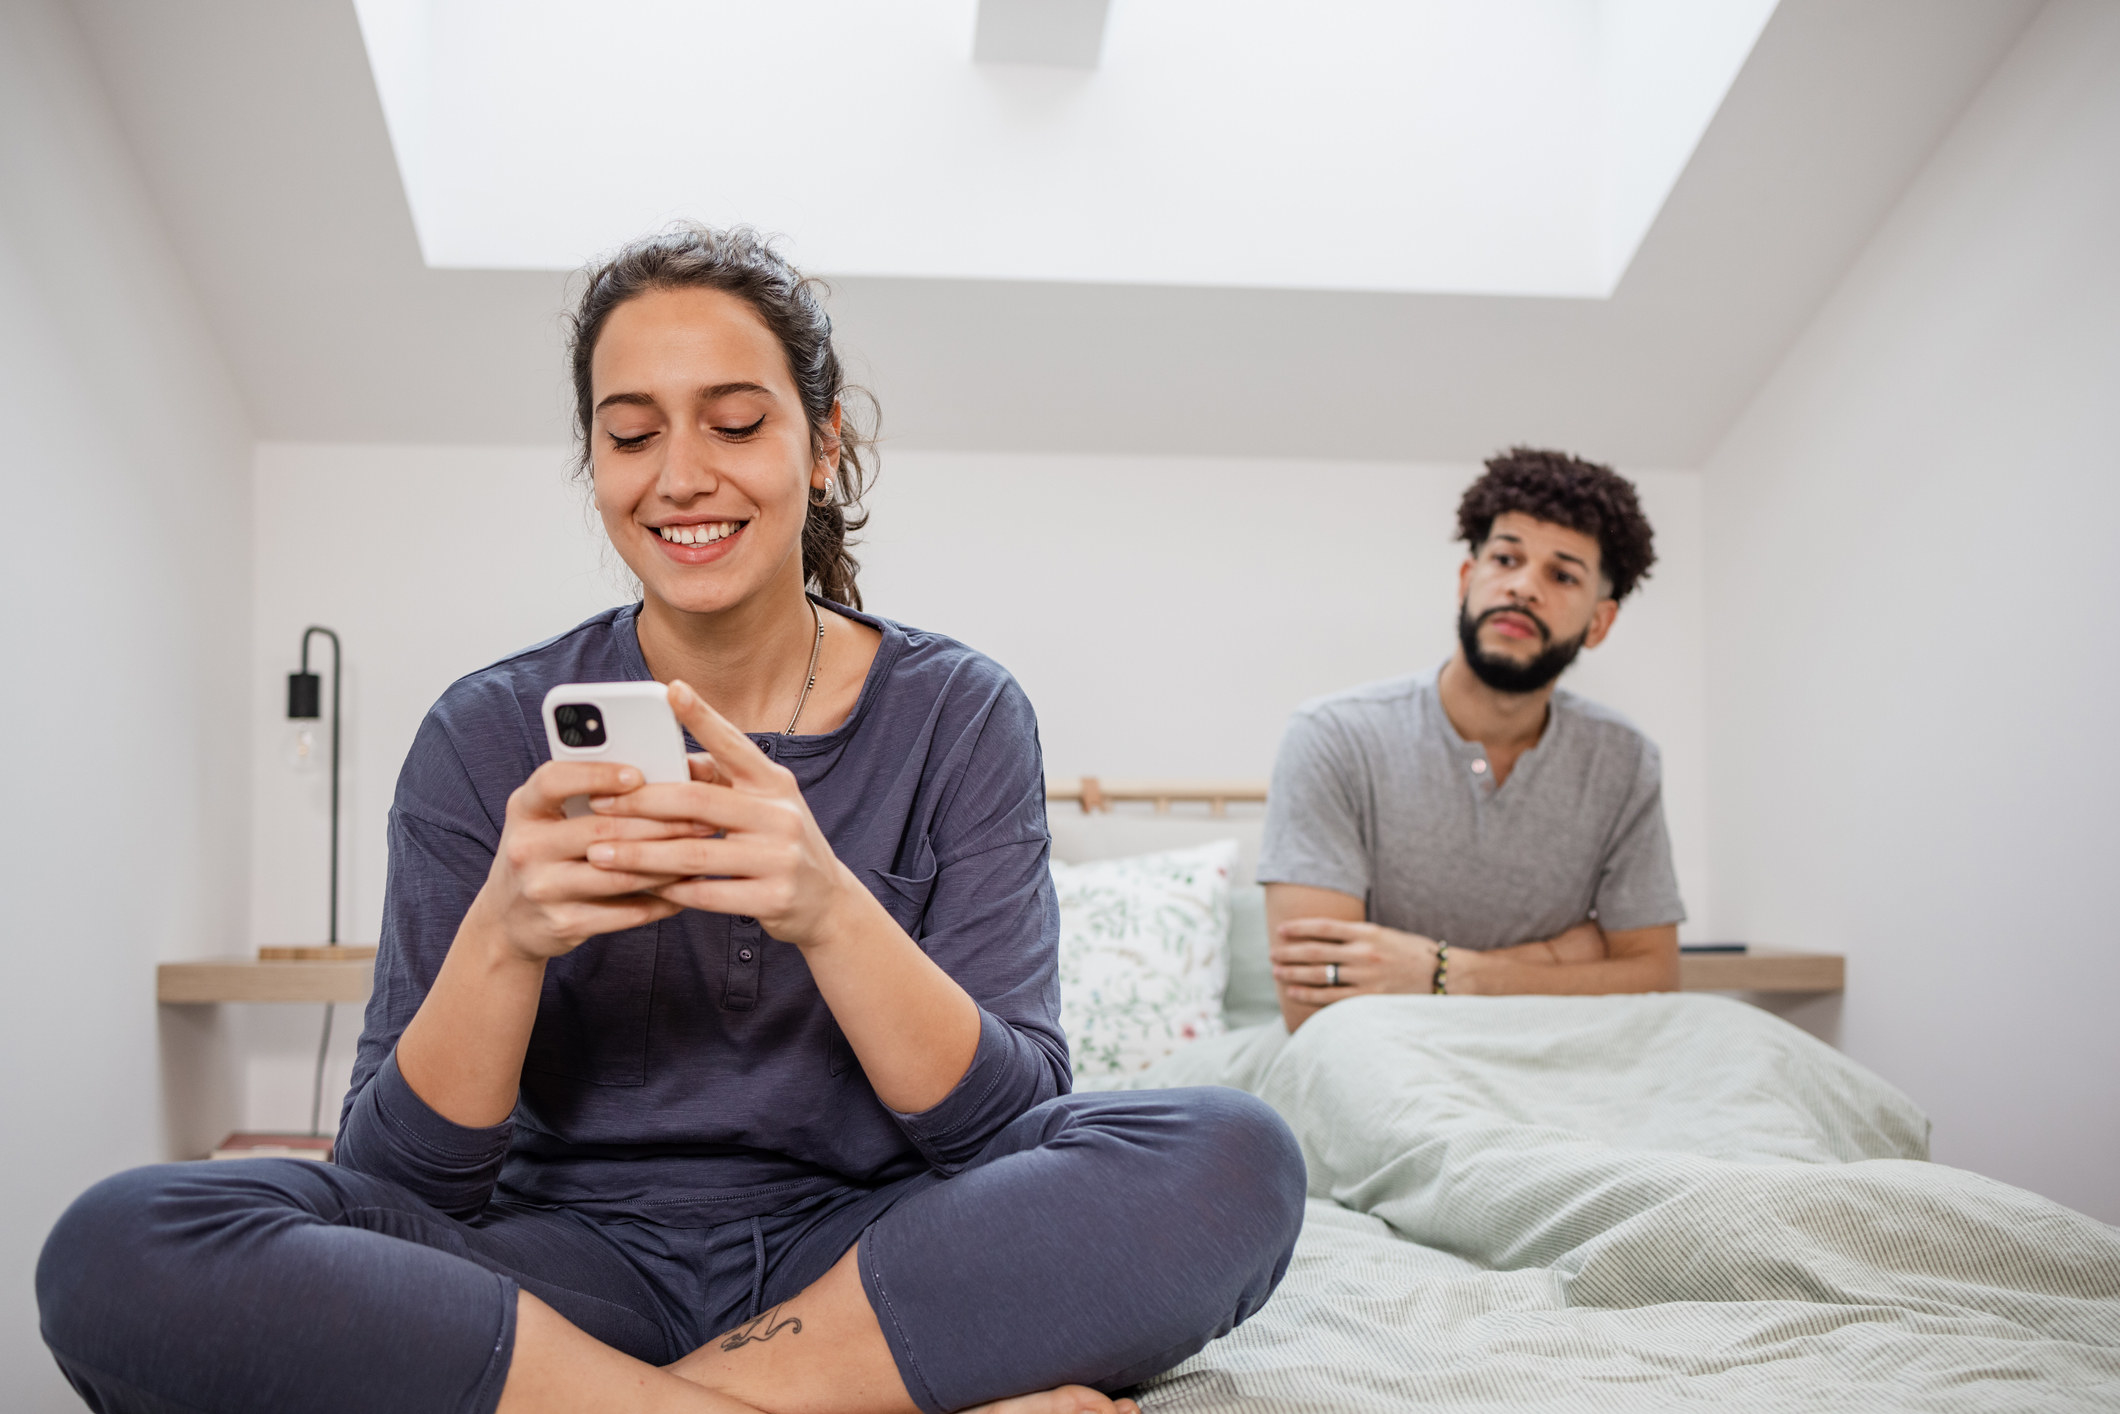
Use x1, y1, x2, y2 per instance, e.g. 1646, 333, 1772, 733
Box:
1326, 962, 1340, 987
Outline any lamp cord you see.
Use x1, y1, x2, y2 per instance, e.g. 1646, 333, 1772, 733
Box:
298, 626, 343, 946
298, 625, 343, 1143
310, 1003, 334, 1138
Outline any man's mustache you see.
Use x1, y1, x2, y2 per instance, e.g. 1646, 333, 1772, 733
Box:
1472, 604, 1551, 644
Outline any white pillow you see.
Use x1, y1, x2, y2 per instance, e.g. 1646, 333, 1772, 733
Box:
1051, 839, 1238, 1090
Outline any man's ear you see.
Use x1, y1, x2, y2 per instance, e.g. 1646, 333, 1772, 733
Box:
1583, 597, 1621, 650
1456, 554, 1474, 604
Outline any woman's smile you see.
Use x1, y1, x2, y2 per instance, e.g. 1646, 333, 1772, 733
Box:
650, 517, 749, 565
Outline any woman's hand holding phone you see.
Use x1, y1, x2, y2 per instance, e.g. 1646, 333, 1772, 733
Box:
580, 679, 864, 949
473, 759, 709, 962
580, 678, 983, 1115
401, 757, 715, 1130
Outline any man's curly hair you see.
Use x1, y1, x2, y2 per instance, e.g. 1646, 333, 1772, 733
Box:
1456, 448, 1656, 600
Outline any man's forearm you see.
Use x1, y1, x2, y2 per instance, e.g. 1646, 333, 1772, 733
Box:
1452, 924, 1679, 995
1452, 951, 1672, 995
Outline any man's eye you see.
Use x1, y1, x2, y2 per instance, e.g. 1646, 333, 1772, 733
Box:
716, 416, 766, 439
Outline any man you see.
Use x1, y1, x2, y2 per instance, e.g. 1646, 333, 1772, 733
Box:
1260, 448, 1684, 1031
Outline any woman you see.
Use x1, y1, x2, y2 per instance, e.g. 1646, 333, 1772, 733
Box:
37, 226, 1305, 1414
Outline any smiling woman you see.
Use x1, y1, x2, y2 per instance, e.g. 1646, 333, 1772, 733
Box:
35, 224, 1305, 1414
566, 225, 874, 615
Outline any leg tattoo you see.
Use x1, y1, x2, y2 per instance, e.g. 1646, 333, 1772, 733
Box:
718, 1304, 804, 1352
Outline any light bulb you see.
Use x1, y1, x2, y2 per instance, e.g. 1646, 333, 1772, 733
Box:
284, 724, 321, 773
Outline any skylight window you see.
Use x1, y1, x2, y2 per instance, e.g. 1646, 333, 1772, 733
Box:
353, 0, 1776, 297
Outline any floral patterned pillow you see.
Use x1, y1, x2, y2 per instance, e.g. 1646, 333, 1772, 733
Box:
1051, 840, 1238, 1090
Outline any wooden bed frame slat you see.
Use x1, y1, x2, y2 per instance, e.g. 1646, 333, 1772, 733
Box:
1046, 776, 1270, 816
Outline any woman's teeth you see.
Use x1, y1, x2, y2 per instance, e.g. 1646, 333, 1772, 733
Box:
657, 522, 742, 546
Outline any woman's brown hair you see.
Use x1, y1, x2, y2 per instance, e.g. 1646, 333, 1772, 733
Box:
565, 224, 876, 608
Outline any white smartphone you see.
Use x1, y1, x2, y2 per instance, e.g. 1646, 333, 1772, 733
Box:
540, 681, 691, 818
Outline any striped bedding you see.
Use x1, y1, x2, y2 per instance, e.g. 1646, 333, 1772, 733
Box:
1132, 994, 2120, 1412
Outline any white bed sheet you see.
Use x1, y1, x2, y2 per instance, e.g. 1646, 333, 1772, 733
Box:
1132, 994, 2120, 1412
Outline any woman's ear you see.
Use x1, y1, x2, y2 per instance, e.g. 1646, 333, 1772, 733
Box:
813, 401, 845, 486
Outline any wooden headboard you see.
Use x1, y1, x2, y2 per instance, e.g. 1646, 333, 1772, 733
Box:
1045, 776, 1269, 816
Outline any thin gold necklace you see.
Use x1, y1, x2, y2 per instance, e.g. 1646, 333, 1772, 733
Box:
782, 598, 825, 734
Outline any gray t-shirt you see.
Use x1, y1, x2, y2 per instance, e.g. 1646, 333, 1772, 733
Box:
1257, 671, 1685, 950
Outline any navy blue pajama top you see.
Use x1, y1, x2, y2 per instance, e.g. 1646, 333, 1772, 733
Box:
335, 602, 1069, 1226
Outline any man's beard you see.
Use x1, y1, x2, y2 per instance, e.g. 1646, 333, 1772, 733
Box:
1457, 600, 1588, 695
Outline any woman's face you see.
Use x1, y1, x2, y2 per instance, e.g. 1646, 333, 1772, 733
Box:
587, 286, 835, 617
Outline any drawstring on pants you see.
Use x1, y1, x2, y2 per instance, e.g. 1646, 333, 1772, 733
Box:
747, 1216, 766, 1321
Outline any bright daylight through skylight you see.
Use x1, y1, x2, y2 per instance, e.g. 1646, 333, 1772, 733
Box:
353, 0, 1777, 297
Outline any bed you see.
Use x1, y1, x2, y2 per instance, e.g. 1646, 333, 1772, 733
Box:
1046, 786, 2120, 1413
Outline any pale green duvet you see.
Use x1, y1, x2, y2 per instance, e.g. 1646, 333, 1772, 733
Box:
1133, 994, 2120, 1412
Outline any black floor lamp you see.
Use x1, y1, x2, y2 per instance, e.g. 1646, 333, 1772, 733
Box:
287, 625, 342, 1135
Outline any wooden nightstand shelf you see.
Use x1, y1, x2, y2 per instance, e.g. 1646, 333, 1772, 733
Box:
152, 946, 1839, 1002
157, 953, 375, 1004
1678, 948, 1843, 994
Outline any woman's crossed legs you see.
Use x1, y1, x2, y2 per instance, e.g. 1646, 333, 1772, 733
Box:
39, 1089, 1304, 1414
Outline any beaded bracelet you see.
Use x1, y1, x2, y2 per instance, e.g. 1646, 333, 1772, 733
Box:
1432, 941, 1450, 995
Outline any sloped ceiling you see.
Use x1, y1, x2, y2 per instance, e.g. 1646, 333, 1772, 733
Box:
69, 0, 2038, 464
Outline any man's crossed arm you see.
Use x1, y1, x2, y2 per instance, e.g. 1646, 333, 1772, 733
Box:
1266, 883, 1680, 1032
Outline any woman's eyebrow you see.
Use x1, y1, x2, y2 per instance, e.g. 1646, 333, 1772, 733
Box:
594, 382, 777, 416
696, 381, 776, 401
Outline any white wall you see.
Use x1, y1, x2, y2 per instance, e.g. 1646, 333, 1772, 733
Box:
0, 1, 254, 1405
1702, 0, 2120, 1222
243, 443, 1712, 1137
244, 444, 617, 1130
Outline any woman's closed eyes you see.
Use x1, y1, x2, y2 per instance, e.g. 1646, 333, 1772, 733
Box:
606, 413, 766, 451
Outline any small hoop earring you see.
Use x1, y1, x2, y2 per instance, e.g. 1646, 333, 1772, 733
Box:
811, 477, 835, 507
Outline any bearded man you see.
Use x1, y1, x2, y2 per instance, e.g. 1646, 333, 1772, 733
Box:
1261, 448, 1684, 1030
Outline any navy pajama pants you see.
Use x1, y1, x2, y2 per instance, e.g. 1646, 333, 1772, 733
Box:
37, 1088, 1305, 1414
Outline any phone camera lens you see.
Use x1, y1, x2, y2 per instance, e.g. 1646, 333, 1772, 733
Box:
555, 703, 606, 748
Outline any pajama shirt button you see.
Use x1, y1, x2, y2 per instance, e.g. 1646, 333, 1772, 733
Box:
738, 949, 753, 962
1470, 760, 1488, 774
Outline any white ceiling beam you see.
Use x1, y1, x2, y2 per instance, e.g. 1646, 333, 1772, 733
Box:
973, 0, 1111, 68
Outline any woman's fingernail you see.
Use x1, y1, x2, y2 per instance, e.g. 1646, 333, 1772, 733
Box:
587, 844, 615, 863
617, 767, 642, 787
589, 796, 615, 811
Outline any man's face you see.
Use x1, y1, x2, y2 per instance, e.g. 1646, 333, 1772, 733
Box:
1455, 511, 1619, 694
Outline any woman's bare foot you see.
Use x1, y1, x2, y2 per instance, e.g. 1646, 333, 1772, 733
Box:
964, 1388, 1139, 1414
